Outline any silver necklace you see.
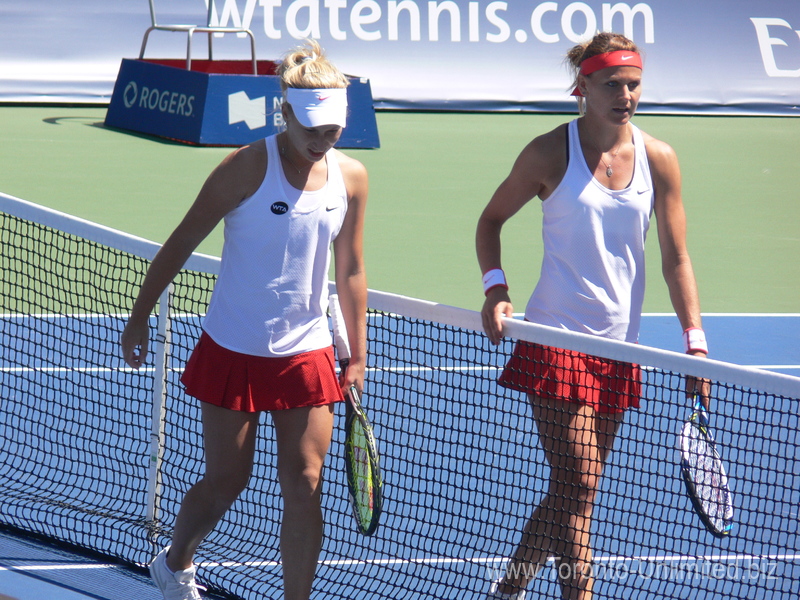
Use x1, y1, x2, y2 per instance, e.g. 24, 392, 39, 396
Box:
596, 141, 623, 178
280, 145, 308, 175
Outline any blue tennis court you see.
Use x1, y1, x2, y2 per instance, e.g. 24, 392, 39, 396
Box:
1, 311, 798, 599
0, 528, 158, 600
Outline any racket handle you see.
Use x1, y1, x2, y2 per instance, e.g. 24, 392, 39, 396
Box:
692, 395, 709, 426
347, 384, 359, 405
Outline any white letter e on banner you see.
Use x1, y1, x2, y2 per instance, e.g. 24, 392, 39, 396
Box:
750, 18, 800, 77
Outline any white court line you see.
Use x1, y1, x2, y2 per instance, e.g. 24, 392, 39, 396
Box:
0, 367, 146, 373
0, 564, 115, 572
5, 313, 799, 319
189, 553, 800, 569
1, 553, 797, 575
4, 365, 798, 374
641, 313, 800, 318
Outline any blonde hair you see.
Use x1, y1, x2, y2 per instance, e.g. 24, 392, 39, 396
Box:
277, 39, 349, 93
565, 32, 641, 114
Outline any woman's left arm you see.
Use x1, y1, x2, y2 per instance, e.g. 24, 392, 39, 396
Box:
648, 137, 703, 335
648, 136, 710, 403
333, 152, 369, 395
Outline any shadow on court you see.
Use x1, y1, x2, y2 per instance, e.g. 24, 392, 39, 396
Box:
0, 529, 158, 600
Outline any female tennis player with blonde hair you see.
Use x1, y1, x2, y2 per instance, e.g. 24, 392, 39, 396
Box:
477, 32, 709, 599
121, 39, 368, 600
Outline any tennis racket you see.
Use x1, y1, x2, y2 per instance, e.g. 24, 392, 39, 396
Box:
679, 397, 734, 537
329, 294, 383, 536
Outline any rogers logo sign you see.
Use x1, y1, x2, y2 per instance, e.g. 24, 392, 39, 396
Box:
123, 81, 138, 108
751, 18, 800, 77
122, 80, 196, 116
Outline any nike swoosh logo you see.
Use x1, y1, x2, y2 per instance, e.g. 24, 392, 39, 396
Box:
326, 205, 339, 211
621, 55, 634, 61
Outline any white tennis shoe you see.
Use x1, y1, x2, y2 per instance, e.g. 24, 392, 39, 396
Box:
488, 578, 526, 600
149, 546, 206, 600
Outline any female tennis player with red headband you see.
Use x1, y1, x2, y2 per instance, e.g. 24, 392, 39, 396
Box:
121, 39, 367, 600
477, 32, 709, 599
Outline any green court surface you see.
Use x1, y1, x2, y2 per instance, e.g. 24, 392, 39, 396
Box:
0, 106, 798, 313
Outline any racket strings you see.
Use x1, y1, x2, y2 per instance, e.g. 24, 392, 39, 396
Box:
682, 422, 734, 531
344, 402, 382, 535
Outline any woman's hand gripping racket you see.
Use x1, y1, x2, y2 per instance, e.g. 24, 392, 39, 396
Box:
679, 396, 734, 537
330, 294, 383, 536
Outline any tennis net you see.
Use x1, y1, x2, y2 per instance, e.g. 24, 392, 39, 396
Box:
1, 191, 799, 600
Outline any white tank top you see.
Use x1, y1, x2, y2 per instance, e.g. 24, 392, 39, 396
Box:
202, 134, 348, 357
525, 120, 654, 342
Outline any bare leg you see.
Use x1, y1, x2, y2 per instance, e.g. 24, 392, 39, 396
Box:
497, 396, 623, 600
166, 402, 260, 572
272, 404, 335, 600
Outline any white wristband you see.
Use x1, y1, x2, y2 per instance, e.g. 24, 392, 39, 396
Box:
683, 327, 708, 354
482, 268, 508, 295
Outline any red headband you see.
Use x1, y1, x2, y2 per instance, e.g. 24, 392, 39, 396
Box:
571, 50, 642, 96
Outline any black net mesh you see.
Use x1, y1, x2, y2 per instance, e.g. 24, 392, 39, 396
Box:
2, 198, 799, 599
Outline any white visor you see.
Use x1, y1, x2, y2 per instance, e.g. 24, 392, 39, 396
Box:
286, 87, 348, 128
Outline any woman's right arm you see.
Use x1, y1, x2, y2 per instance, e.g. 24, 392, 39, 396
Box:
476, 131, 558, 345
120, 142, 265, 368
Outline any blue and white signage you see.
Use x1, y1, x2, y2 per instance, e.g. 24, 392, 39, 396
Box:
104, 59, 380, 147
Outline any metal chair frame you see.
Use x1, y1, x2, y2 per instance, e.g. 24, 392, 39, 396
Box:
139, 0, 257, 73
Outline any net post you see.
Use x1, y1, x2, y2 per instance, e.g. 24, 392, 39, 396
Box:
146, 283, 174, 528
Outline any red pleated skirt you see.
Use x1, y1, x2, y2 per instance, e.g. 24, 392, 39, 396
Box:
498, 340, 641, 414
181, 332, 344, 412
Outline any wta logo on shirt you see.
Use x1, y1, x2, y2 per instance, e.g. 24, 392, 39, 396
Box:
271, 201, 289, 215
